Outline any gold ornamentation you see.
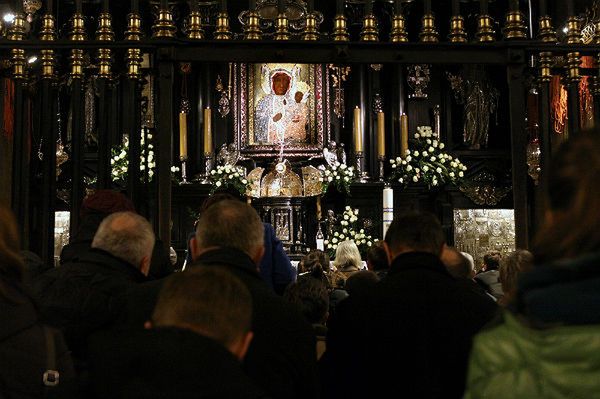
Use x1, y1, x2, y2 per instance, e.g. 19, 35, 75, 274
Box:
448, 16, 467, 43
476, 15, 495, 42
503, 10, 528, 40
419, 14, 439, 42
152, 9, 176, 38
360, 14, 379, 42
214, 12, 232, 40
187, 11, 204, 39
390, 12, 408, 42
332, 15, 350, 42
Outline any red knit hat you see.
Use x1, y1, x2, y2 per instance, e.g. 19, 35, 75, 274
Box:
80, 190, 136, 217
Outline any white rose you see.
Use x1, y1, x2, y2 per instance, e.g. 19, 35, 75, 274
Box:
459, 171, 464, 177
340, 164, 347, 169
433, 140, 438, 147
426, 139, 432, 145
361, 239, 366, 244
215, 181, 222, 187
367, 242, 372, 247
422, 151, 428, 157
336, 176, 340, 180
413, 151, 419, 157
406, 155, 412, 162
405, 149, 411, 155
147, 133, 153, 139
406, 165, 413, 171
436, 167, 442, 173
401, 160, 407, 165
423, 166, 429, 172
210, 170, 216, 175
439, 143, 445, 149
392, 164, 397, 169
332, 238, 338, 244
399, 178, 403, 183
414, 133, 420, 138
432, 180, 438, 186
413, 176, 419, 182
140, 164, 145, 170
344, 215, 349, 220
449, 172, 455, 178
242, 179, 248, 184
344, 177, 350, 182
328, 177, 333, 182
428, 147, 434, 153
148, 170, 154, 177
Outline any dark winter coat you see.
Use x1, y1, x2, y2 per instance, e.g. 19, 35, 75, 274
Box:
89, 327, 268, 399
33, 248, 147, 359
0, 284, 76, 399
322, 251, 498, 399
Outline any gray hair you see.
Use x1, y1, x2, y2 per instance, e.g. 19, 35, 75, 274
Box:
92, 211, 155, 269
195, 200, 264, 255
333, 240, 362, 270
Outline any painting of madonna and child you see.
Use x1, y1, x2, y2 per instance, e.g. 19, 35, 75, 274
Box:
247, 63, 324, 149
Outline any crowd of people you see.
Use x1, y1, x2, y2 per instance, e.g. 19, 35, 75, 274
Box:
1, 131, 599, 398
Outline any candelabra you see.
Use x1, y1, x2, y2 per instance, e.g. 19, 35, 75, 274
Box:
302, 12, 319, 41
187, 10, 204, 39
244, 10, 262, 40
420, 13, 439, 42
360, 13, 378, 42
214, 12, 233, 40
476, 15, 495, 42
378, 155, 386, 182
332, 14, 350, 41
390, 11, 408, 42
152, 5, 176, 38
274, 12, 290, 40
449, 15, 467, 43
503, 7, 527, 39
355, 152, 369, 183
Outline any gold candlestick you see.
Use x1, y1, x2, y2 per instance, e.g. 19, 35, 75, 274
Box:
448, 16, 467, 43
476, 14, 495, 42
214, 12, 232, 40
244, 11, 262, 40
333, 15, 350, 42
360, 14, 379, 42
419, 13, 439, 42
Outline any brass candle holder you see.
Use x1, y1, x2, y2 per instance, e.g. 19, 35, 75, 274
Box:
96, 13, 115, 79
40, 13, 57, 79
476, 14, 495, 42
214, 12, 233, 40
244, 11, 262, 40
378, 155, 386, 182
419, 14, 439, 42
152, 7, 177, 38
302, 12, 320, 41
448, 16, 467, 43
537, 16, 557, 83
274, 12, 291, 40
390, 12, 408, 42
69, 12, 86, 80
503, 10, 527, 40
199, 152, 215, 184
126, 12, 143, 80
187, 10, 204, 39
360, 14, 379, 42
355, 151, 369, 183
332, 14, 350, 41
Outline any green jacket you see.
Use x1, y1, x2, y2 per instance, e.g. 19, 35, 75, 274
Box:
464, 311, 600, 399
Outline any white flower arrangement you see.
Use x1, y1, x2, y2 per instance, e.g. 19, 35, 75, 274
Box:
318, 162, 356, 195
324, 206, 376, 258
109, 133, 180, 183
389, 126, 467, 188
208, 165, 249, 196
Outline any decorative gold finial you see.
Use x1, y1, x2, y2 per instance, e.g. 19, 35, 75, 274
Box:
125, 11, 143, 80
360, 13, 379, 42
333, 14, 350, 41
302, 12, 320, 41
188, 10, 204, 39
69, 12, 86, 79
243, 10, 262, 40
214, 12, 233, 40
448, 16, 467, 42
419, 14, 439, 42
152, 5, 177, 38
537, 16, 557, 83
503, 10, 528, 39
476, 14, 495, 42
564, 17, 582, 87
96, 13, 115, 79
40, 13, 57, 79
8, 11, 27, 80
390, 11, 408, 42
274, 12, 291, 40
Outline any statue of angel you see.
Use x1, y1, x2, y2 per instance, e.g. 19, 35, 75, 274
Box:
217, 143, 241, 166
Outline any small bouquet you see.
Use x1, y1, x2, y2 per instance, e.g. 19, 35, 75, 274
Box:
324, 206, 376, 258
389, 126, 467, 188
319, 162, 356, 195
209, 165, 249, 196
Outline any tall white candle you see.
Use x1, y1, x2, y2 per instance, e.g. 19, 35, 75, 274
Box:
383, 186, 394, 238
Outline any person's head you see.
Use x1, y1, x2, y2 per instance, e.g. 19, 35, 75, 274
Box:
333, 240, 362, 270
0, 207, 25, 300
294, 91, 304, 103
271, 71, 291, 96
299, 250, 330, 275
482, 251, 502, 271
283, 277, 329, 325
461, 252, 475, 274
151, 267, 253, 360
441, 246, 473, 279
80, 189, 135, 218
533, 131, 600, 263
192, 200, 265, 265
91, 211, 155, 276
345, 270, 379, 298
499, 249, 533, 303
383, 211, 445, 262
366, 241, 388, 271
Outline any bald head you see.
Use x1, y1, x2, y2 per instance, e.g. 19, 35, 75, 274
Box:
92, 211, 155, 274
441, 246, 473, 279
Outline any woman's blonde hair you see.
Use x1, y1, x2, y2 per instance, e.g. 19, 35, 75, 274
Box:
333, 240, 362, 270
